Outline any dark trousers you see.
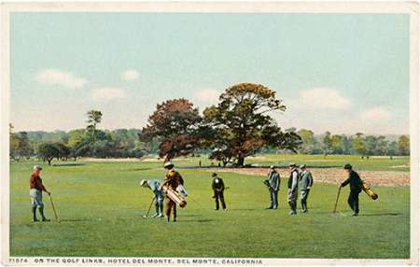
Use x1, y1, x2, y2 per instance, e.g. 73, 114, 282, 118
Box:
348, 190, 360, 214
269, 189, 279, 209
301, 189, 310, 211
165, 198, 177, 220
214, 191, 226, 210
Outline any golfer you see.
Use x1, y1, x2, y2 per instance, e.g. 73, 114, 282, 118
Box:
29, 165, 51, 222
299, 164, 313, 213
266, 166, 280, 209
341, 164, 363, 216
161, 162, 184, 222
287, 163, 299, 215
211, 173, 227, 211
140, 179, 164, 218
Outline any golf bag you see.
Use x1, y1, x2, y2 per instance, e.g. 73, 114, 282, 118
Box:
362, 180, 378, 200
162, 185, 187, 208
176, 184, 188, 198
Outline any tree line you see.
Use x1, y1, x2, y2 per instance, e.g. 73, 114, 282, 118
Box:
296, 129, 409, 158
10, 83, 410, 166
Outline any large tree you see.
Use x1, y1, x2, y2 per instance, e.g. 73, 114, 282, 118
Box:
201, 83, 301, 166
142, 98, 202, 161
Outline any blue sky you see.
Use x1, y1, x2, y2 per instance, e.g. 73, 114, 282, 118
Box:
10, 12, 409, 134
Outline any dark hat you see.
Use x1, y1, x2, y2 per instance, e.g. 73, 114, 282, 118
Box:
212, 173, 217, 177
289, 163, 296, 168
164, 162, 174, 169
343, 164, 353, 170
299, 164, 306, 169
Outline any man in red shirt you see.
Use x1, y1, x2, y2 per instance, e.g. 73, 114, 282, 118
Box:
30, 165, 51, 222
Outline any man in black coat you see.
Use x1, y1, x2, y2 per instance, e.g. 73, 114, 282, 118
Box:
212, 173, 227, 211
340, 164, 363, 216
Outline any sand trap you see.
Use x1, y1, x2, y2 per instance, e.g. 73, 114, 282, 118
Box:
213, 168, 409, 187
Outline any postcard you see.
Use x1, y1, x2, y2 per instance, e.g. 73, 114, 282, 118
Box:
1, 2, 419, 266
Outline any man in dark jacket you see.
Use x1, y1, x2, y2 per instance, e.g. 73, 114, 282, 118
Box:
212, 173, 227, 211
299, 164, 313, 213
287, 163, 299, 215
267, 166, 281, 209
341, 164, 363, 216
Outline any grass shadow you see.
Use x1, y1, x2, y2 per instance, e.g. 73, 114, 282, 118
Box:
52, 163, 86, 167
361, 213, 402, 217
123, 168, 153, 172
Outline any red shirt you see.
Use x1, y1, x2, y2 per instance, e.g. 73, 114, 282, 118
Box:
30, 174, 47, 191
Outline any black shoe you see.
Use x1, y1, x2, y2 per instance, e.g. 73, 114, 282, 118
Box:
33, 218, 39, 222
42, 218, 50, 222
266, 207, 273, 209
173, 219, 177, 223
352, 213, 358, 217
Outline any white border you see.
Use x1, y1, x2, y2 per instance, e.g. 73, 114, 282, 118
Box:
0, 2, 418, 266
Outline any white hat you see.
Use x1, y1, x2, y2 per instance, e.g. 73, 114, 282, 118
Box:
140, 179, 148, 187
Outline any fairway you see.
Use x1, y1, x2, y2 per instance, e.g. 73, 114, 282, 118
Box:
10, 155, 410, 259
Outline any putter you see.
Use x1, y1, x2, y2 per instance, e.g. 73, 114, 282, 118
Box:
48, 195, 60, 223
143, 196, 155, 219
333, 186, 342, 214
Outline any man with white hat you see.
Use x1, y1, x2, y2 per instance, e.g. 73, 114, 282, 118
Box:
29, 165, 51, 222
140, 179, 164, 218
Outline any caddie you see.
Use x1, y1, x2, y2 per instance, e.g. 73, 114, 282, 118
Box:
287, 163, 299, 215
29, 165, 51, 222
140, 179, 164, 218
161, 162, 184, 222
341, 164, 363, 216
299, 164, 314, 213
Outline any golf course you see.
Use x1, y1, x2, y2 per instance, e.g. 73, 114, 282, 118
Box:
9, 154, 410, 259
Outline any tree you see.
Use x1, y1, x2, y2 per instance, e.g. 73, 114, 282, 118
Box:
86, 110, 103, 140
330, 134, 344, 154
201, 83, 302, 166
352, 133, 367, 158
142, 98, 202, 161
387, 141, 399, 159
37, 143, 60, 165
10, 124, 20, 160
398, 135, 410, 156
322, 131, 333, 157
297, 129, 317, 154
15, 132, 34, 159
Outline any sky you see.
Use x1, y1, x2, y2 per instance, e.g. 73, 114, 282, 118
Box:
10, 12, 409, 135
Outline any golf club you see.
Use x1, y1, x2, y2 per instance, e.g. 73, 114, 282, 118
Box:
333, 186, 342, 214
48, 194, 60, 223
143, 196, 155, 219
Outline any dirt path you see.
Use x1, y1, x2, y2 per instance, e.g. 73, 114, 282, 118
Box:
211, 168, 409, 187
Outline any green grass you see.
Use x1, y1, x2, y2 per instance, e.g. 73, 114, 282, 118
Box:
177, 154, 410, 172
9, 155, 410, 258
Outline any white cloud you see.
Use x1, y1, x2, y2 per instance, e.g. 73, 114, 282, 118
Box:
193, 89, 220, 104
360, 107, 391, 122
120, 69, 140, 81
91, 87, 127, 101
295, 88, 351, 110
35, 69, 87, 89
